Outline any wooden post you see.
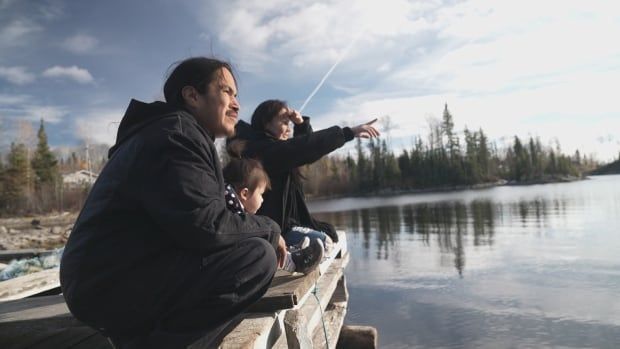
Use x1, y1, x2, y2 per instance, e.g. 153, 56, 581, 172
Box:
283, 310, 312, 349
336, 325, 378, 349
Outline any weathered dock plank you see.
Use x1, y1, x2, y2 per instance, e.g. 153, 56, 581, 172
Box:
247, 269, 320, 313
1, 231, 354, 349
312, 302, 347, 349
0, 295, 80, 339
336, 325, 378, 349
0, 268, 60, 302
272, 255, 349, 349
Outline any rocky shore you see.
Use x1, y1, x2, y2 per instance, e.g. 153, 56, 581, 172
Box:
0, 213, 78, 250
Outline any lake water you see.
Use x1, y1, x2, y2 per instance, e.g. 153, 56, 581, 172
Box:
309, 175, 620, 349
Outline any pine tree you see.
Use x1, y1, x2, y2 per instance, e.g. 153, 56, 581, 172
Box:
31, 119, 58, 186
345, 152, 357, 187
464, 128, 480, 184
2, 143, 29, 214
477, 129, 490, 180
442, 104, 459, 162
355, 138, 368, 192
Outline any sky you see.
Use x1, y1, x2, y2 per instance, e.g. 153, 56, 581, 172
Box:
1, 0, 619, 161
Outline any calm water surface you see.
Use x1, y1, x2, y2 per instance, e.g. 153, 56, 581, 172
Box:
309, 175, 620, 349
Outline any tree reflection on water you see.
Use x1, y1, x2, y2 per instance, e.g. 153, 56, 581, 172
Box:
315, 198, 561, 275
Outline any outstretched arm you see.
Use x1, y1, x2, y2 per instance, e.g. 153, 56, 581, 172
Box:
256, 116, 380, 173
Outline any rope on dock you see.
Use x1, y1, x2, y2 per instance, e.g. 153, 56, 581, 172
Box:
312, 278, 330, 349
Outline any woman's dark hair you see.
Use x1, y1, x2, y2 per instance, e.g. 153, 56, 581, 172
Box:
164, 57, 235, 107
223, 140, 271, 192
250, 99, 288, 132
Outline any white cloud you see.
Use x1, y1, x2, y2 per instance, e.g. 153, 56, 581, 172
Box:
0, 93, 30, 105
278, 0, 620, 161
0, 66, 35, 85
22, 105, 67, 123
62, 34, 98, 54
74, 108, 123, 145
42, 65, 94, 84
0, 19, 41, 48
197, 0, 440, 74
316, 66, 620, 161
0, 93, 66, 124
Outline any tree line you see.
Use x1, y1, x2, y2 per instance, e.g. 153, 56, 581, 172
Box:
0, 120, 105, 216
303, 104, 598, 197
0, 105, 602, 216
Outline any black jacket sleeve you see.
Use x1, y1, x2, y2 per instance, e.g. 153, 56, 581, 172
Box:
254, 119, 355, 174
139, 130, 280, 252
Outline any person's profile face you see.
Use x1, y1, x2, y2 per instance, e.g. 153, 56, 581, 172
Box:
196, 68, 239, 138
265, 108, 291, 140
239, 182, 266, 214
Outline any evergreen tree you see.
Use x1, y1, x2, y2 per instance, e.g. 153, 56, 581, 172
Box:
442, 104, 459, 162
477, 129, 490, 180
464, 128, 480, 183
2, 143, 29, 214
397, 149, 411, 185
346, 152, 357, 187
355, 138, 368, 191
382, 140, 400, 186
31, 119, 58, 186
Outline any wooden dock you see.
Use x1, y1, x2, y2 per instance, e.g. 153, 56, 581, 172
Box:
0, 231, 376, 348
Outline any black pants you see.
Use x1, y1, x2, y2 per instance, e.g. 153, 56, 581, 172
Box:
99, 237, 277, 348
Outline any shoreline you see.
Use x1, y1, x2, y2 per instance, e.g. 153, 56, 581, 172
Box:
0, 175, 586, 250
307, 175, 586, 202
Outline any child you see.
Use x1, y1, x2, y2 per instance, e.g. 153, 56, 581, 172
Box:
223, 142, 324, 274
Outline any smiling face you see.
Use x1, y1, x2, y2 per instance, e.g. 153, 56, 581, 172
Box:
191, 68, 240, 138
264, 108, 292, 140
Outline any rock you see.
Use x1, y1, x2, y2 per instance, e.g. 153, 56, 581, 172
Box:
0, 226, 7, 235
50, 226, 63, 235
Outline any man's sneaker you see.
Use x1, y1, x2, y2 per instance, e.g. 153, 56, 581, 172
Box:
286, 237, 324, 274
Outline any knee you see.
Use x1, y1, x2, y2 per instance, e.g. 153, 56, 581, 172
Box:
240, 237, 277, 279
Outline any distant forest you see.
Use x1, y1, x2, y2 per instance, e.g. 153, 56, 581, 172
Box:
302, 104, 599, 198
0, 105, 607, 216
0, 120, 107, 216
590, 158, 620, 175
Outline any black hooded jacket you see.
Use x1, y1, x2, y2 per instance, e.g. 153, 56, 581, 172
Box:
60, 100, 280, 309
231, 117, 354, 242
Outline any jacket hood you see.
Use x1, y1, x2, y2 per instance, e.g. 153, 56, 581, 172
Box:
232, 119, 264, 142
108, 99, 181, 158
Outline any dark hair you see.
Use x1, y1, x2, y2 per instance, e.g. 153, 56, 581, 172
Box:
164, 57, 235, 107
251, 99, 288, 132
223, 140, 271, 192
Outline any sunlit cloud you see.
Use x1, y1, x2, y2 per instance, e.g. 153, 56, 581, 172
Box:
42, 65, 94, 84
74, 108, 123, 145
194, 0, 619, 160
196, 0, 441, 75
